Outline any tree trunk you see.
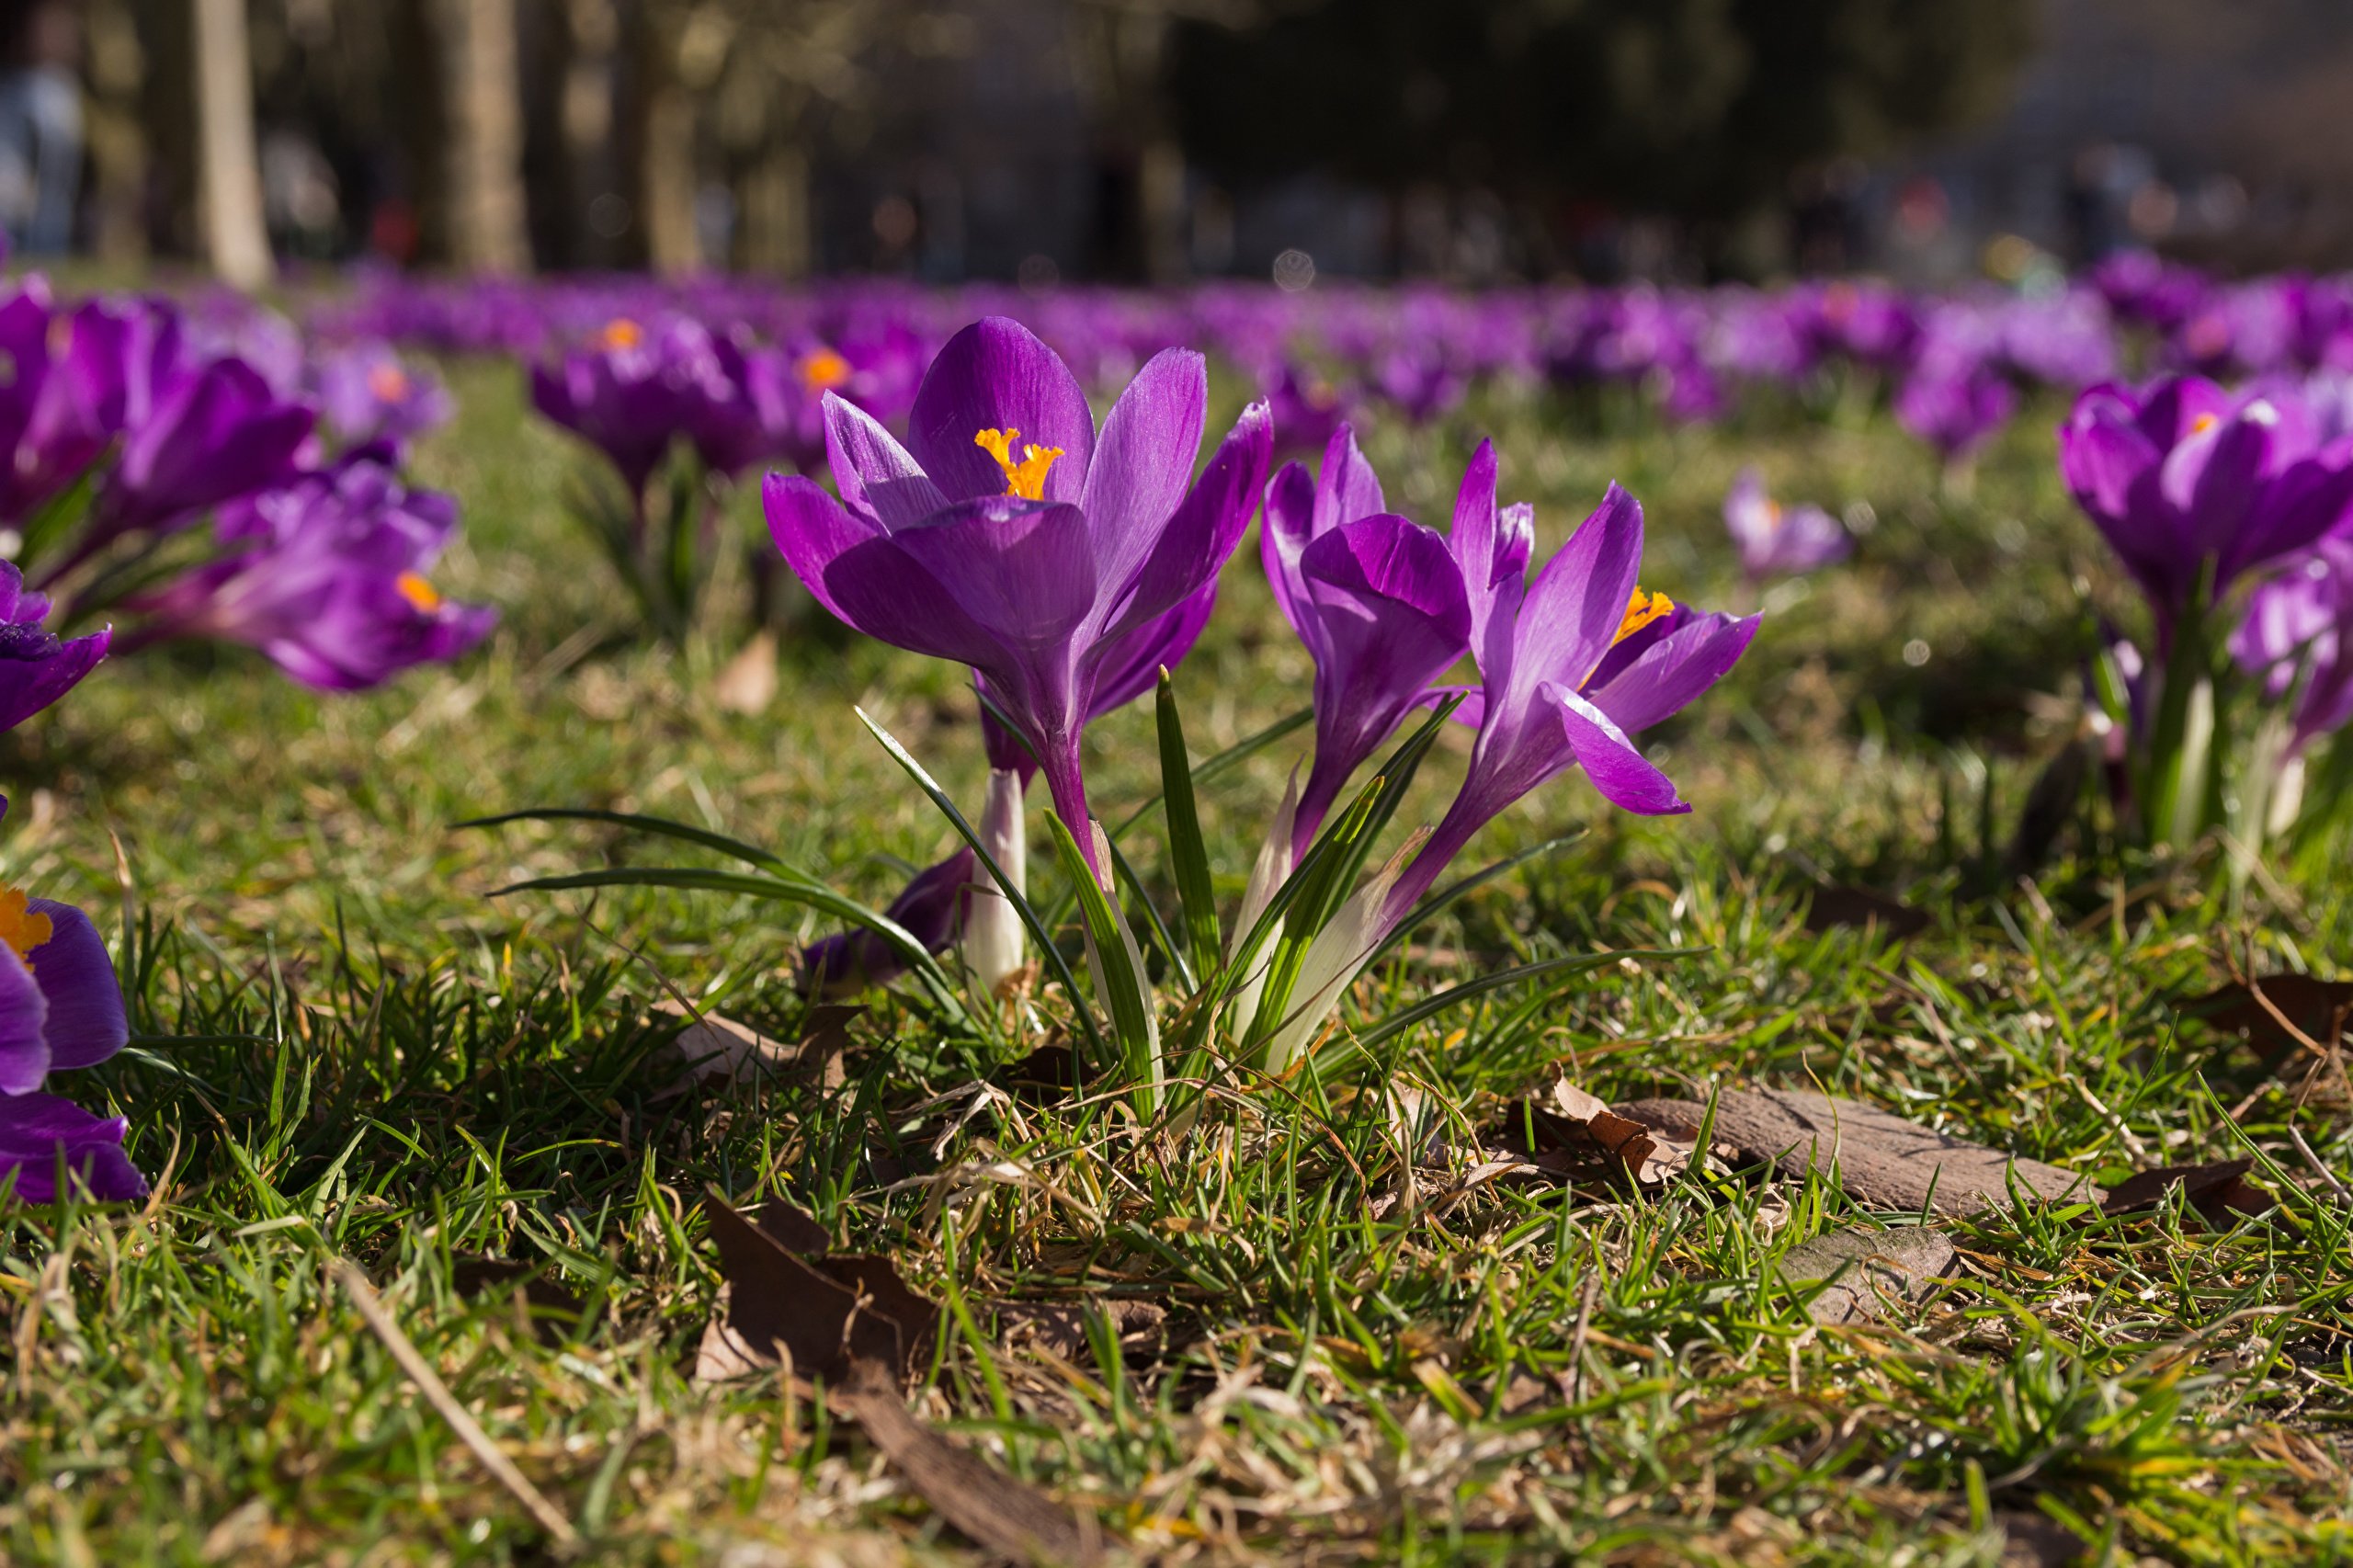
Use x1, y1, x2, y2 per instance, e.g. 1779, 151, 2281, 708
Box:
437, 0, 533, 273
639, 79, 699, 274
191, 0, 270, 288
85, 0, 148, 265
741, 142, 809, 278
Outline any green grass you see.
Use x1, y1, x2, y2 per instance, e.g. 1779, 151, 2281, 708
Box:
3, 359, 2350, 1563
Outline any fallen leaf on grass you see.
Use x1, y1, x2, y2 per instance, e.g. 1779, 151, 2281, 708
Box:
1619, 1087, 2090, 1215
832, 1356, 1104, 1566
1518, 1079, 1697, 1187
1802, 885, 1931, 939
1776, 1226, 1957, 1325
659, 1001, 857, 1095
449, 1256, 587, 1344
711, 631, 779, 715
995, 1299, 1169, 1363
995, 1041, 1081, 1106
2101, 1159, 2275, 1226
2178, 973, 2353, 1063
695, 1192, 939, 1386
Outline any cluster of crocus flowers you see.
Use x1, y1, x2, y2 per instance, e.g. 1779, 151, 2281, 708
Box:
123, 449, 495, 690
0, 563, 140, 1203
772, 318, 1756, 1080
0, 277, 492, 694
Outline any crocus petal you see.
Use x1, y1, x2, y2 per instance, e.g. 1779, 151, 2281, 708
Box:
0, 626, 108, 734
763, 473, 887, 626
1584, 609, 1761, 734
1100, 400, 1270, 643
821, 392, 948, 531
1081, 347, 1208, 585
2235, 449, 2353, 581
883, 498, 1101, 655
24, 900, 127, 1073
2164, 413, 2267, 564
0, 944, 47, 1095
906, 317, 1094, 505
1542, 683, 1690, 815
818, 535, 1011, 670
1260, 459, 1324, 653
1312, 424, 1385, 536
1501, 483, 1645, 704
0, 1091, 146, 1203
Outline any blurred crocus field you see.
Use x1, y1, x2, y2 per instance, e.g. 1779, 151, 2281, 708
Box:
6, 2, 2353, 1564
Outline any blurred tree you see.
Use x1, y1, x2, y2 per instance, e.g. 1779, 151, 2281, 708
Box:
1168, 0, 2032, 270
435, 0, 531, 272
191, 0, 270, 286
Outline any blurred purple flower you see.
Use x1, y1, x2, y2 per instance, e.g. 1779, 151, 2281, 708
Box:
2059, 375, 2353, 644
1722, 468, 1849, 579
0, 561, 108, 733
127, 450, 494, 690
313, 342, 453, 449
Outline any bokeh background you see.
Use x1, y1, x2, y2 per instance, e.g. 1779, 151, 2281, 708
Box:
8, 0, 2353, 286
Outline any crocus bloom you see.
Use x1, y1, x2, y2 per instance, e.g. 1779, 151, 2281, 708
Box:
1722, 468, 1849, 580
800, 846, 977, 998
92, 328, 317, 543
1894, 363, 2017, 465
0, 878, 140, 1204
531, 317, 742, 497
1259, 474, 1757, 1070
2059, 376, 2353, 645
313, 341, 454, 449
0, 562, 110, 734
1264, 425, 1472, 851
2233, 540, 2353, 757
126, 451, 494, 691
767, 316, 1271, 883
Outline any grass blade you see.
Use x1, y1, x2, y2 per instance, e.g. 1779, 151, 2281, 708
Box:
1155, 671, 1222, 979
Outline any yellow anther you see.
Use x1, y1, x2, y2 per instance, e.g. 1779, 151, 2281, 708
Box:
2189, 412, 2220, 436
974, 426, 1064, 500
800, 348, 851, 391
1613, 587, 1675, 645
0, 886, 52, 968
366, 364, 411, 402
597, 318, 643, 351
395, 573, 442, 613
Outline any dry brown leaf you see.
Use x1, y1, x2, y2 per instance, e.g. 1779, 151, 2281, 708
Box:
694, 1192, 938, 1387
1777, 1226, 1957, 1325
994, 1299, 1168, 1363
1803, 884, 1931, 939
1996, 1509, 2090, 1567
2179, 973, 2353, 1062
1618, 1087, 2091, 1215
831, 1357, 1104, 1566
1526, 1078, 1696, 1186
659, 1001, 858, 1095
2101, 1158, 2276, 1226
711, 631, 779, 715
448, 1256, 585, 1344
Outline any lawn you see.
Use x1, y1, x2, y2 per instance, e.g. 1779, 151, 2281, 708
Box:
3, 356, 2347, 1565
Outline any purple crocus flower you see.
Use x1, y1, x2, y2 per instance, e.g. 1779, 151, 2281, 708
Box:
767, 316, 1271, 883
2058, 375, 2353, 646
1722, 468, 1849, 580
90, 323, 317, 545
1894, 363, 2017, 465
2232, 540, 2353, 756
799, 846, 978, 998
313, 342, 454, 449
0, 561, 110, 734
1264, 425, 1473, 851
530, 317, 716, 497
126, 451, 495, 691
1258, 474, 1756, 1070
1388, 482, 1759, 917
0, 881, 140, 1202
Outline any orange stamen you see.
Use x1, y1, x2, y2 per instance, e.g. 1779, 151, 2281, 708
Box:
800, 348, 851, 391
395, 573, 442, 613
1614, 588, 1675, 645
974, 426, 1064, 501
0, 886, 52, 968
366, 364, 412, 402
597, 318, 643, 351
